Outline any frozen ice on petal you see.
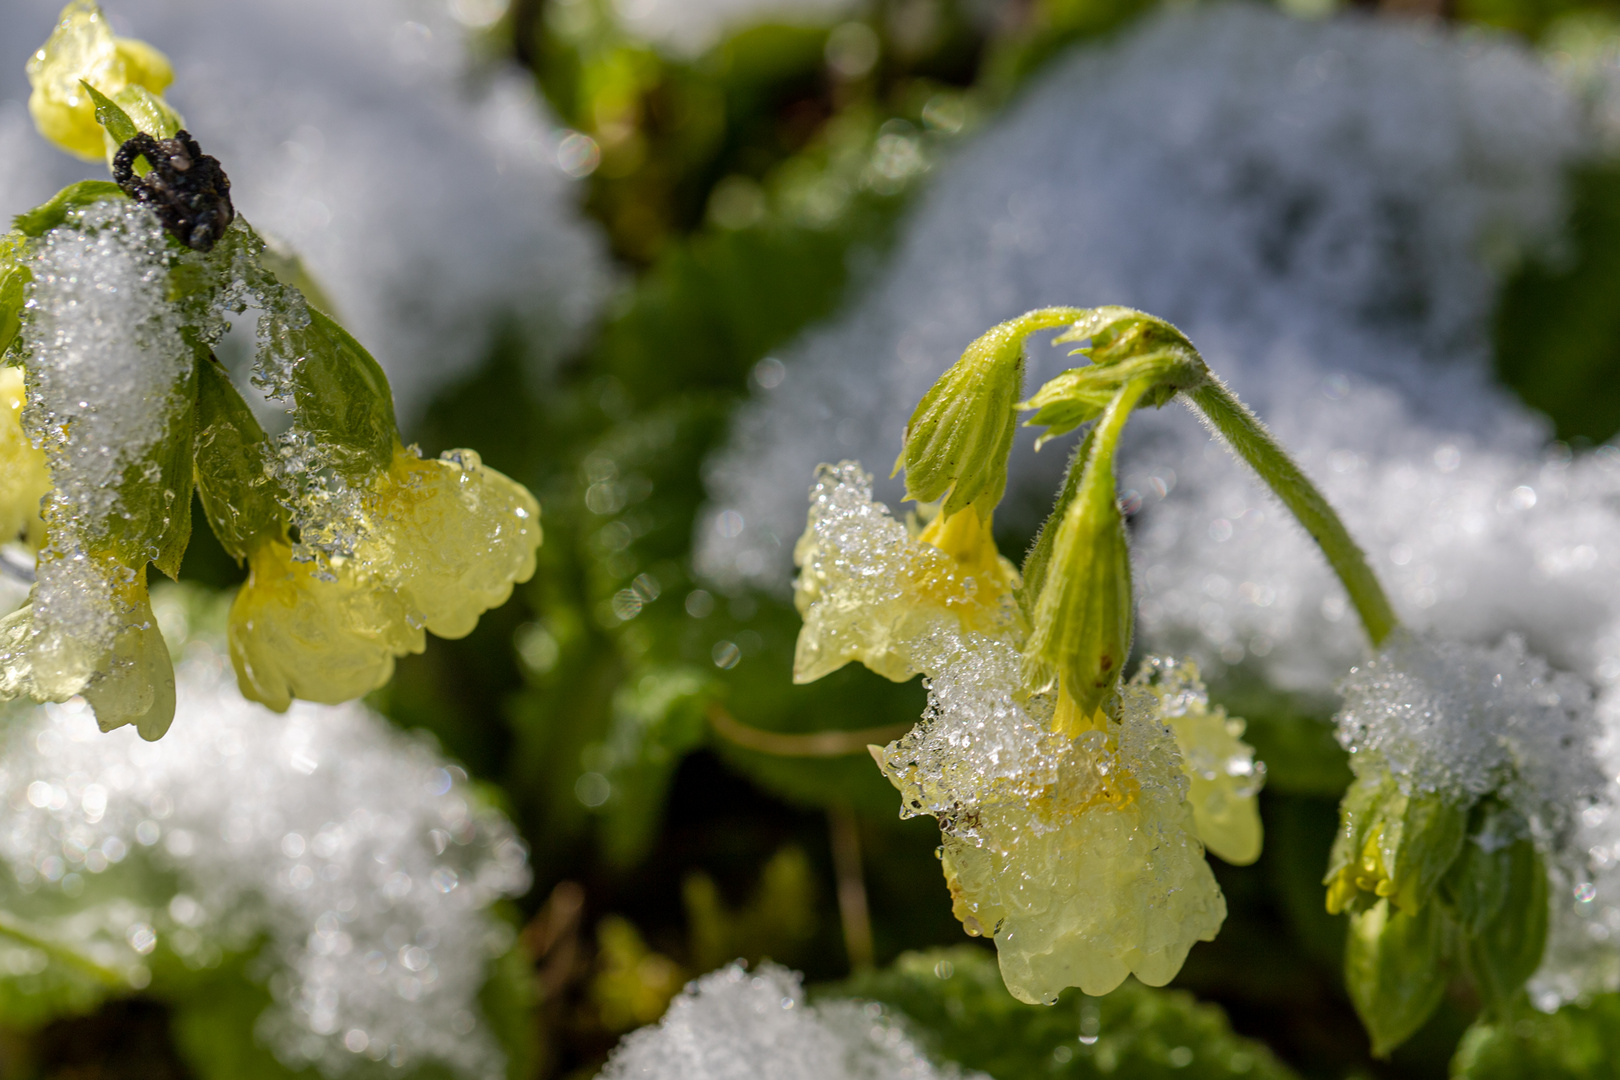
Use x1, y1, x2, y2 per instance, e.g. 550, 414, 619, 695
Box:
0, 641, 531, 1079
804, 463, 1235, 1002
598, 962, 986, 1080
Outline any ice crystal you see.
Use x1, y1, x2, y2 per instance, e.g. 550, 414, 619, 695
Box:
0, 634, 530, 1079
800, 463, 1247, 1002
598, 962, 985, 1080
1, 0, 609, 423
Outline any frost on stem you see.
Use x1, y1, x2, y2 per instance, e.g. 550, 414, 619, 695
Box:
597, 962, 983, 1080
794, 463, 1261, 1003
0, 631, 530, 1080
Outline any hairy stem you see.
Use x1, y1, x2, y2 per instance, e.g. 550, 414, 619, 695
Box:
1187, 378, 1397, 647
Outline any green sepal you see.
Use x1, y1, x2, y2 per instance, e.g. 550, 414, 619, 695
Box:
81, 82, 139, 146
12, 181, 128, 237
148, 362, 197, 580
1018, 306, 1206, 447
279, 306, 398, 482
899, 307, 1083, 519
1458, 839, 1548, 1018
1345, 896, 1451, 1058
0, 233, 27, 360
1020, 378, 1146, 712
1015, 428, 1093, 624
194, 356, 287, 561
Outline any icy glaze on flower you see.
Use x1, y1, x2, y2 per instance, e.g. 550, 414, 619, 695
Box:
27, 0, 174, 161
0, 367, 49, 549
795, 462, 1257, 1001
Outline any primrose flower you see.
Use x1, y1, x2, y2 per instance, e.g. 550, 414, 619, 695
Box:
793, 469, 1021, 684
795, 462, 1258, 1001
355, 444, 543, 640
0, 367, 49, 549
229, 446, 541, 712
27, 0, 174, 160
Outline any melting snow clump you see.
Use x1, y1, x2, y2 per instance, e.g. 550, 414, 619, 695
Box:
0, 638, 530, 1079
598, 962, 985, 1080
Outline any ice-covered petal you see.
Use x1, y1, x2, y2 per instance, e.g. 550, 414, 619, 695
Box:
355, 445, 542, 640
1133, 656, 1265, 866
792, 462, 1020, 684
227, 539, 421, 712
26, 0, 173, 161
0, 366, 48, 549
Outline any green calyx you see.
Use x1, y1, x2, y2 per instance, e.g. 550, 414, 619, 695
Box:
1020, 377, 1146, 714
1020, 306, 1206, 449
898, 306, 1084, 519
1335, 791, 1551, 1056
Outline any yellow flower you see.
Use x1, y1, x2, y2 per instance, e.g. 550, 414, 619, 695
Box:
0, 367, 49, 549
0, 557, 174, 740
27, 0, 174, 161
81, 575, 174, 740
227, 446, 541, 712
354, 445, 543, 640
802, 461, 1260, 1003
1132, 657, 1265, 866
228, 539, 422, 713
793, 463, 1020, 684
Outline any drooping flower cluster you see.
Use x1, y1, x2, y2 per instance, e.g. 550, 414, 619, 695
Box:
0, 1, 542, 738
793, 462, 1262, 1002
1325, 631, 1605, 1051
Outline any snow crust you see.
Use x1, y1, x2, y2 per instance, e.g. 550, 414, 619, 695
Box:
1, 0, 609, 424
598, 962, 984, 1080
0, 635, 530, 1078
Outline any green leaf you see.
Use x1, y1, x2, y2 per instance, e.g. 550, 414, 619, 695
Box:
825, 946, 1300, 1079
1345, 897, 1451, 1057
1451, 993, 1620, 1080
81, 82, 140, 146
280, 306, 398, 482
1, 233, 28, 360
112, 84, 183, 140
12, 181, 128, 237
194, 357, 286, 560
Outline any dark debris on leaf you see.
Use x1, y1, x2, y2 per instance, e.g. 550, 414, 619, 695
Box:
112, 130, 235, 252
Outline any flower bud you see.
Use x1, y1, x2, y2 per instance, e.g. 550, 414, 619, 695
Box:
27, 0, 174, 161
1021, 379, 1147, 715
1345, 897, 1450, 1058
1324, 775, 1469, 916
899, 308, 1083, 519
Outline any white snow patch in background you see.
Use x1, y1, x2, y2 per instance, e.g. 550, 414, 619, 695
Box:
698, 3, 1620, 1007
0, 0, 610, 426
611, 0, 865, 56
598, 962, 985, 1080
0, 639, 530, 1079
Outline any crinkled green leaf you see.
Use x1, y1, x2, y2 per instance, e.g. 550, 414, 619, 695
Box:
193, 356, 285, 560
1451, 993, 1620, 1079
1345, 897, 1451, 1057
12, 181, 127, 238
824, 946, 1299, 1079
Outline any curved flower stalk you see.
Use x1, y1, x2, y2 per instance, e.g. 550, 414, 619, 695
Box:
0, 1, 542, 736
793, 305, 1387, 1004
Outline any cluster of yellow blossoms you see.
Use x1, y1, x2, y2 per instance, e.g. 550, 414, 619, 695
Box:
0, 1, 541, 737
793, 461, 1263, 1002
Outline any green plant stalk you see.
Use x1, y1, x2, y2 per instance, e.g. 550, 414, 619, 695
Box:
1187, 377, 1397, 647
0, 908, 127, 986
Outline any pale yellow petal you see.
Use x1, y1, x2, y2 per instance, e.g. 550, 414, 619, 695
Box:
27, 0, 174, 160
0, 368, 49, 549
